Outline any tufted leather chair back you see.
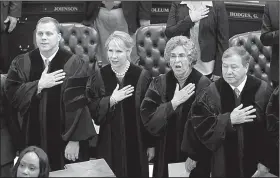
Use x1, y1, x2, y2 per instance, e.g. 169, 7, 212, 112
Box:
34, 23, 100, 71
59, 23, 99, 70
136, 24, 171, 77
229, 31, 272, 85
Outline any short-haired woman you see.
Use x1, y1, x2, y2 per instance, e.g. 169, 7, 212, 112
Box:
140, 36, 211, 177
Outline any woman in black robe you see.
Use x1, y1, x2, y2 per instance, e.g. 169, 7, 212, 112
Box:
140, 36, 211, 178
86, 31, 155, 177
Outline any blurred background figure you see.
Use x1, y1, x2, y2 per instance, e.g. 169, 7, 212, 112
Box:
0, 73, 15, 177
140, 36, 211, 178
165, 1, 229, 80
0, 1, 22, 73
11, 146, 50, 178
260, 1, 279, 88
83, 1, 152, 67
86, 31, 155, 177
263, 86, 279, 177
1, 71, 22, 177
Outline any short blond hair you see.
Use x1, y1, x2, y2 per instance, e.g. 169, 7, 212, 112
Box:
105, 31, 134, 52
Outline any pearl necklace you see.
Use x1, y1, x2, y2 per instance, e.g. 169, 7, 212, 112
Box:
111, 61, 130, 77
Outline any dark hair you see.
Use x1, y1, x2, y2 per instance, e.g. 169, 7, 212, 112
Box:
222, 46, 251, 66
11, 146, 50, 177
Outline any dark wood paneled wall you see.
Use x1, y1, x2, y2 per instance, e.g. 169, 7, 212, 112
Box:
5, 1, 265, 69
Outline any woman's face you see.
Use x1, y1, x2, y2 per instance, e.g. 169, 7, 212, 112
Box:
107, 40, 129, 69
169, 46, 192, 77
17, 152, 40, 177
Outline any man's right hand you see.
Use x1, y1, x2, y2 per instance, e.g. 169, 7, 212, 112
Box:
38, 66, 66, 91
230, 104, 256, 125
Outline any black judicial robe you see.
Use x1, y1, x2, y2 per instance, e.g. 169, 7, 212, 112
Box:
189, 75, 273, 177
266, 86, 279, 148
86, 64, 154, 177
265, 86, 279, 176
5, 48, 96, 171
140, 69, 211, 178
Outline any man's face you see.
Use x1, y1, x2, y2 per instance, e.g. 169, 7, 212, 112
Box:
222, 54, 249, 87
36, 22, 61, 53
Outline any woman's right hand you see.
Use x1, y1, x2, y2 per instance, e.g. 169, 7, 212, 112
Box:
189, 7, 209, 22
111, 84, 134, 103
171, 83, 195, 110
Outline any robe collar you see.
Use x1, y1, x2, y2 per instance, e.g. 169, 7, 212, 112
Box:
29, 48, 73, 80
40, 47, 59, 63
100, 63, 142, 95
215, 75, 262, 114
165, 68, 203, 101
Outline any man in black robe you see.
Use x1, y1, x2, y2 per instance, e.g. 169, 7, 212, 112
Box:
187, 46, 274, 177
4, 17, 96, 171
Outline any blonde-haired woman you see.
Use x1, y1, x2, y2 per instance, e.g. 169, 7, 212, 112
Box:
86, 31, 155, 177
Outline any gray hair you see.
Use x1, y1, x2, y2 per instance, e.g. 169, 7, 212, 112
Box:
36, 17, 60, 33
222, 46, 251, 66
105, 31, 134, 52
164, 36, 198, 66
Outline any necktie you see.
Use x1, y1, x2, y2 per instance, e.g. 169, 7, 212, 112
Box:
234, 88, 240, 98
44, 58, 50, 68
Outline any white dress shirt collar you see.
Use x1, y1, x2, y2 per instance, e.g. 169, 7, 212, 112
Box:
40, 48, 59, 63
229, 75, 247, 94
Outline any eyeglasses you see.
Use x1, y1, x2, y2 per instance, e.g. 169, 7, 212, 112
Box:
170, 54, 191, 61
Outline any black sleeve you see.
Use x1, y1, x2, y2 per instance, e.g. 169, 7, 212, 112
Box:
165, 2, 194, 38
260, 3, 279, 45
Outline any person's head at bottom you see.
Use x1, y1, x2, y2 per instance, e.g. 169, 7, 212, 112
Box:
12, 146, 50, 177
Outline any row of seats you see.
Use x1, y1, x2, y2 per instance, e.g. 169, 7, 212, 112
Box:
31, 23, 274, 85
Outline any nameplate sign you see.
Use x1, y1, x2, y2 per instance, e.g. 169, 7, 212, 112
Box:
53, 6, 79, 12
151, 7, 170, 13
22, 2, 84, 14
228, 11, 262, 19
45, 4, 84, 13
